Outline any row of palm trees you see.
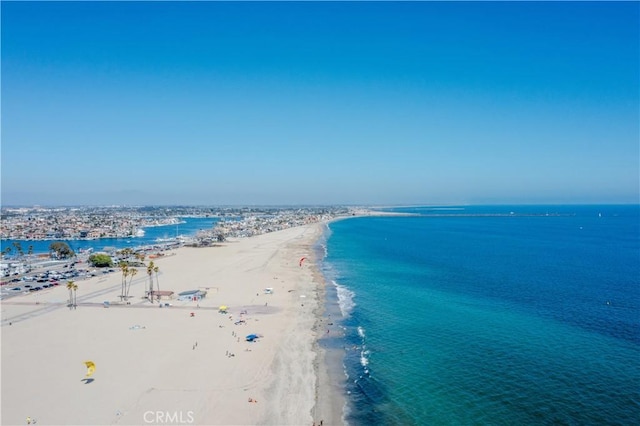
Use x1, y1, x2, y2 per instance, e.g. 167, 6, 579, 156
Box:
118, 248, 161, 303
2, 241, 34, 258
119, 263, 137, 301
3, 243, 35, 270
65, 249, 162, 310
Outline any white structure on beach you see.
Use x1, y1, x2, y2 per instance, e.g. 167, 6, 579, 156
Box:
177, 289, 207, 301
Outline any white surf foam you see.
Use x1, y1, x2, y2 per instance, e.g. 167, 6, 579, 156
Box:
357, 326, 366, 339
360, 349, 370, 368
334, 280, 356, 317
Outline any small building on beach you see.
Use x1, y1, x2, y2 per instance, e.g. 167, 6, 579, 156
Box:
177, 289, 207, 301
150, 290, 174, 300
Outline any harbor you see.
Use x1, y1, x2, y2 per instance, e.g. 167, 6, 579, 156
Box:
1, 206, 359, 285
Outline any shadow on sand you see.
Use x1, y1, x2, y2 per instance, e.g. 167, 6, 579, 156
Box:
81, 378, 95, 384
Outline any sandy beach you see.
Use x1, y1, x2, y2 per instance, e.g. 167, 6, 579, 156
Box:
1, 223, 342, 426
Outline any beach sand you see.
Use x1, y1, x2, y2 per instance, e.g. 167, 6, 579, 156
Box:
1, 223, 343, 426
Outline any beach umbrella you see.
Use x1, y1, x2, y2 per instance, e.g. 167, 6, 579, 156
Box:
219, 305, 228, 312
245, 334, 259, 341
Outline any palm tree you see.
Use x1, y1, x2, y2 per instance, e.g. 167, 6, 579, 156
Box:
12, 242, 23, 259
66, 281, 73, 307
153, 265, 160, 302
66, 280, 77, 308
118, 248, 133, 266
125, 268, 137, 299
119, 262, 129, 301
146, 261, 155, 302
27, 245, 34, 270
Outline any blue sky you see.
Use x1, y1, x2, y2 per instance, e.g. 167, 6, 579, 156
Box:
2, 1, 638, 206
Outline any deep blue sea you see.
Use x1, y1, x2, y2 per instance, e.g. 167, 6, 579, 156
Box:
0, 217, 220, 255
320, 205, 640, 425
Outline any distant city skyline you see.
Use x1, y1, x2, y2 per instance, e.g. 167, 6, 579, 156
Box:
2, 1, 638, 206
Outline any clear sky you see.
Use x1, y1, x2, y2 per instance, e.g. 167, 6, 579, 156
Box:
1, 1, 638, 206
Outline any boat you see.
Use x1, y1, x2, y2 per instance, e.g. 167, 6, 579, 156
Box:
155, 237, 177, 243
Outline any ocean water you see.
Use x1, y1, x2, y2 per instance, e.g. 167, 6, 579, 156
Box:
320, 205, 640, 425
1, 217, 220, 255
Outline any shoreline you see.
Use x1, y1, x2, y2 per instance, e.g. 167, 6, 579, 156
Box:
310, 222, 347, 426
309, 213, 378, 426
308, 212, 392, 425
1, 213, 378, 426
1, 223, 338, 425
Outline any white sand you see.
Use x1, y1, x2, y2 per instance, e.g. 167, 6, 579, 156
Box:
1, 223, 342, 426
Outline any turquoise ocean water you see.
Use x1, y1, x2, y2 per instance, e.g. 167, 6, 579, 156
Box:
320, 205, 639, 425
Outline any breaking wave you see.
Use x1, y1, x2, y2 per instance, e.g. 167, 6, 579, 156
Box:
335, 280, 356, 317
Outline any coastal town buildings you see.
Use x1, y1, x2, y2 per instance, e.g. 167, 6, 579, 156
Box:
0, 206, 184, 241
1, 205, 357, 245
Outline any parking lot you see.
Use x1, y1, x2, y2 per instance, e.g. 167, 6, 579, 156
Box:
1, 255, 117, 300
